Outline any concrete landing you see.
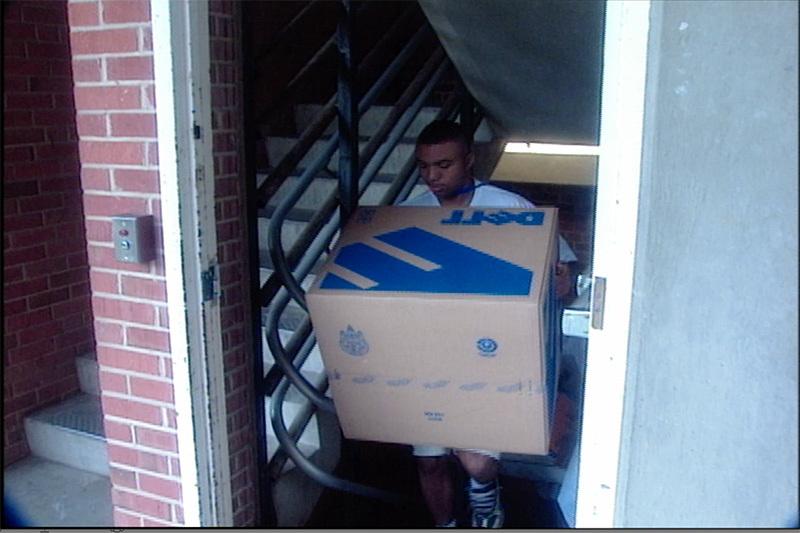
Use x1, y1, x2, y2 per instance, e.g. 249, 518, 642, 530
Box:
3, 456, 113, 527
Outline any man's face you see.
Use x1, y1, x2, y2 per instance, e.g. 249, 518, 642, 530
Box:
415, 140, 474, 201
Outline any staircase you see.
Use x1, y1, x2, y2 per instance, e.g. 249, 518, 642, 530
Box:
257, 98, 496, 524
4, 353, 113, 527
247, 2, 597, 526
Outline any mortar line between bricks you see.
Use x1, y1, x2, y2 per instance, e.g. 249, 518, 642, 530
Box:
74, 80, 154, 88
78, 109, 156, 115
106, 489, 182, 519
111, 484, 182, 503
109, 460, 183, 480
81, 135, 158, 142
106, 434, 179, 456
81, 163, 159, 170
94, 318, 170, 333
102, 392, 181, 412
95, 340, 170, 357
69, 23, 152, 32
78, 137, 157, 145
106, 437, 182, 461
83, 190, 162, 200
106, 443, 180, 462
95, 365, 176, 384
89, 266, 166, 280
92, 292, 169, 307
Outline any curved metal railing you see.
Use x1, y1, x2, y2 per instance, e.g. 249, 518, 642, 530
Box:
255, 0, 487, 506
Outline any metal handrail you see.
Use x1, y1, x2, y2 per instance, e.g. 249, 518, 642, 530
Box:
258, 22, 431, 307
265, 89, 478, 408
256, 0, 482, 507
266, 52, 451, 433
266, 88, 482, 505
268, 329, 327, 478
254, 1, 318, 64
336, 0, 358, 223
265, 32, 440, 312
254, 2, 370, 129
255, 6, 421, 208
270, 358, 403, 504
357, 49, 446, 179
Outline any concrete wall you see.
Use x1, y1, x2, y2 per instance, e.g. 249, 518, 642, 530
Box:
617, 1, 798, 527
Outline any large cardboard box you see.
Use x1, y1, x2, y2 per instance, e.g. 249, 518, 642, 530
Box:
306, 206, 560, 455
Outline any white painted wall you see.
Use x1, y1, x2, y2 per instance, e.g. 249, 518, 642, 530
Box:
617, 1, 798, 527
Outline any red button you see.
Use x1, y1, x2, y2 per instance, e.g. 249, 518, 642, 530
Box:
119, 229, 129, 236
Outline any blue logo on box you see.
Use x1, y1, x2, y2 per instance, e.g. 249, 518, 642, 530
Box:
440, 210, 544, 226
339, 325, 369, 356
320, 227, 533, 296
476, 338, 498, 356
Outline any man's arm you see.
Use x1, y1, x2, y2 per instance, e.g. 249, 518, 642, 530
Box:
556, 235, 578, 300
556, 261, 576, 300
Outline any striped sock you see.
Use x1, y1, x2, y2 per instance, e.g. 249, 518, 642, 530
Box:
468, 477, 499, 516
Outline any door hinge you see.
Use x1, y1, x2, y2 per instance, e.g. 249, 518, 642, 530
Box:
201, 264, 219, 301
562, 308, 590, 338
193, 122, 202, 139
591, 276, 607, 330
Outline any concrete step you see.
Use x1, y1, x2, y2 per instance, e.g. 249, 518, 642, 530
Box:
265, 136, 417, 176
260, 267, 317, 290
24, 392, 108, 477
258, 218, 313, 263
75, 353, 100, 396
264, 365, 333, 476
294, 104, 443, 138
259, 173, 428, 215
262, 325, 327, 380
3, 456, 113, 527
269, 407, 341, 527
293, 104, 494, 142
256, 179, 427, 267
258, 267, 318, 322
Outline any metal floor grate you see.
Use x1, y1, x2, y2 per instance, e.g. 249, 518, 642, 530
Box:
28, 393, 105, 438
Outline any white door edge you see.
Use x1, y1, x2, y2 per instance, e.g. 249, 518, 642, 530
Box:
151, 0, 233, 526
574, 0, 651, 527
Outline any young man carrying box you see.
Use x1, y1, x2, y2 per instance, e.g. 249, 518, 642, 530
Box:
401, 120, 577, 527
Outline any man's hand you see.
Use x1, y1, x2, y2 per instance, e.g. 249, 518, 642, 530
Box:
555, 262, 574, 300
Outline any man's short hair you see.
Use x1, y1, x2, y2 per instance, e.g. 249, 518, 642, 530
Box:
416, 120, 472, 152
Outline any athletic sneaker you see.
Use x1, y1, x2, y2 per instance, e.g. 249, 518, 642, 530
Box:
470, 484, 504, 528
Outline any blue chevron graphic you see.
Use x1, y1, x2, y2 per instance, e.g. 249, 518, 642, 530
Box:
320, 227, 533, 295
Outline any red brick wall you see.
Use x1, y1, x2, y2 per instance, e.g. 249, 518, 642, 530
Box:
66, 0, 184, 526
3, 0, 94, 466
209, 1, 260, 525
65, 0, 261, 526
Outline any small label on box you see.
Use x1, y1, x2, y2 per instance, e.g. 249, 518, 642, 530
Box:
424, 411, 445, 422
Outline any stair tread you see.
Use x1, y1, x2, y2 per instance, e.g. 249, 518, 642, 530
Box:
3, 456, 113, 527
27, 393, 104, 438
257, 169, 403, 185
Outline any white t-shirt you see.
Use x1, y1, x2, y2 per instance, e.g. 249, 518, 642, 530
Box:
402, 181, 578, 263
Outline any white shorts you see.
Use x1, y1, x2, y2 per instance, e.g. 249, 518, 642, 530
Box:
412, 445, 501, 461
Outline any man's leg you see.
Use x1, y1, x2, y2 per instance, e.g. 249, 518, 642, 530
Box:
455, 450, 503, 528
413, 446, 454, 527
